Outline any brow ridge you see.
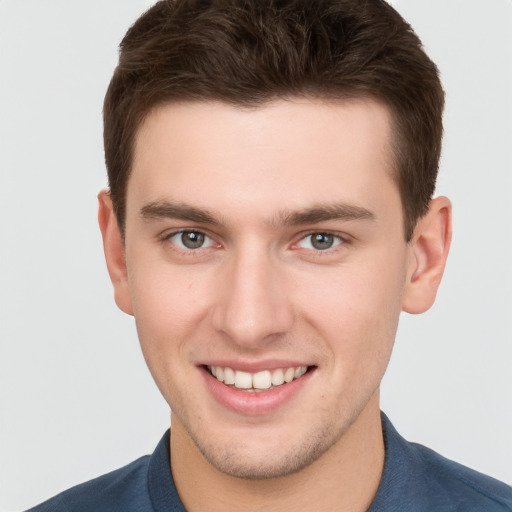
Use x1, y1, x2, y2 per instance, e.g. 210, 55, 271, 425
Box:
140, 200, 375, 228
140, 201, 219, 224
276, 203, 376, 226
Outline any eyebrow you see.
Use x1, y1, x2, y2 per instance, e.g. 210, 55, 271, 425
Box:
140, 200, 375, 227
140, 201, 219, 224
277, 203, 376, 226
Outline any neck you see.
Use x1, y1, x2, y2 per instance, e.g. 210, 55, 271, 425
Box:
170, 394, 384, 512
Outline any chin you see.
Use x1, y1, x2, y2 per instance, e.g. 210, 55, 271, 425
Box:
190, 421, 341, 480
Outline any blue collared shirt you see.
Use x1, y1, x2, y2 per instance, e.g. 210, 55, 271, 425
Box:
27, 413, 512, 511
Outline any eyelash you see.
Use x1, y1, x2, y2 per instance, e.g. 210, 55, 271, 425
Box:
160, 229, 218, 252
160, 229, 348, 255
294, 231, 346, 252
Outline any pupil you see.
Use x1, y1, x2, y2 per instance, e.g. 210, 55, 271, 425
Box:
181, 231, 204, 249
311, 233, 333, 250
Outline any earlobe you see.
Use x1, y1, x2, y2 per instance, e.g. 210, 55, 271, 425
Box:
98, 190, 134, 316
402, 196, 452, 314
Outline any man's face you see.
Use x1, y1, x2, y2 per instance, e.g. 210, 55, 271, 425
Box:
120, 99, 413, 478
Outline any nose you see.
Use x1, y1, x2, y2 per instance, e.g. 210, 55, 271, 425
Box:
211, 246, 294, 349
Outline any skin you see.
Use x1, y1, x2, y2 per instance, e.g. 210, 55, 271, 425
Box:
99, 98, 451, 511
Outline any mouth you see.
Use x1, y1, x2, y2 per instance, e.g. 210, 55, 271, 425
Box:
205, 364, 312, 392
201, 363, 316, 415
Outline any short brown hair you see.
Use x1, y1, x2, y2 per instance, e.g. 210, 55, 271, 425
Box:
104, 0, 444, 241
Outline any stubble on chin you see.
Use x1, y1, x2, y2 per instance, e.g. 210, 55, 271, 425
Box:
183, 412, 351, 480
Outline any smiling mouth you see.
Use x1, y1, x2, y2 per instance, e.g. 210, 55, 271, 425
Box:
206, 365, 312, 392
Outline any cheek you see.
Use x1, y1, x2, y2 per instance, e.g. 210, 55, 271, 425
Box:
129, 256, 210, 335
299, 250, 407, 366
127, 268, 213, 415
126, 259, 213, 383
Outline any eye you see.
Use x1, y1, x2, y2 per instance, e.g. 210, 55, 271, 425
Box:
168, 230, 216, 250
297, 232, 343, 251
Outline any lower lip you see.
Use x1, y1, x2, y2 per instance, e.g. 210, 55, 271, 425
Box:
201, 367, 313, 416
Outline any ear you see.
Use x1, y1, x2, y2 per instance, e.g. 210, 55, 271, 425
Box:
402, 196, 452, 314
98, 190, 133, 316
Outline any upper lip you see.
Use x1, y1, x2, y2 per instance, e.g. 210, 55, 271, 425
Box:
200, 360, 313, 373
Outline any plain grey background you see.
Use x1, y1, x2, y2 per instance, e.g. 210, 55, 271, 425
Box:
0, 0, 511, 510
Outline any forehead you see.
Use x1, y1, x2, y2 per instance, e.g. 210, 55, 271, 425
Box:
128, 98, 399, 224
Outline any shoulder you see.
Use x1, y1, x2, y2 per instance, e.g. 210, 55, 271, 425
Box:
409, 440, 512, 511
25, 455, 152, 512
371, 413, 512, 512
26, 430, 183, 512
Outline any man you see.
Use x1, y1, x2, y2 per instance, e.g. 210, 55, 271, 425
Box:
27, 0, 512, 511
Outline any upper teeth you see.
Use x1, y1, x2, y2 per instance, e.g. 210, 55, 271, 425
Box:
208, 365, 308, 390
